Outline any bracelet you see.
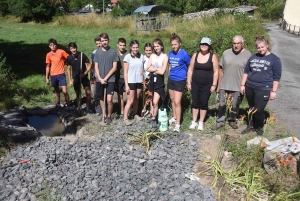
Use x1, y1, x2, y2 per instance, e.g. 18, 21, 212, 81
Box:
212, 85, 216, 87
241, 85, 245, 86
272, 90, 277, 93
186, 83, 191, 86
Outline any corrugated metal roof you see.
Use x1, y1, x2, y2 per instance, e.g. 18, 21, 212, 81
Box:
133, 5, 167, 14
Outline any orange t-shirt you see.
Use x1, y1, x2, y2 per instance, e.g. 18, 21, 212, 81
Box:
46, 49, 69, 76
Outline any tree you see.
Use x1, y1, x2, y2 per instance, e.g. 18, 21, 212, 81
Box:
8, 0, 56, 22
0, 0, 9, 17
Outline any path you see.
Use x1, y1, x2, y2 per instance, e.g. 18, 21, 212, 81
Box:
265, 23, 300, 137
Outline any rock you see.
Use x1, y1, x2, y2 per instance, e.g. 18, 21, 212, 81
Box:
247, 136, 269, 148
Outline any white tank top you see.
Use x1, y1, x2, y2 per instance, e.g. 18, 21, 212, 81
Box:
151, 53, 166, 71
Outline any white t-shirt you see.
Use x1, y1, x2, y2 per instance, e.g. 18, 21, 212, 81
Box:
124, 53, 145, 83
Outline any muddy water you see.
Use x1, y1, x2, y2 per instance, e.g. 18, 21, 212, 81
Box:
28, 115, 65, 137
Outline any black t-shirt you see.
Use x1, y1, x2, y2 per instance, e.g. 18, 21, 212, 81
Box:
66, 52, 89, 79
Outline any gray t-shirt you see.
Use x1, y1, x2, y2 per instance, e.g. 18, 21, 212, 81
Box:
124, 53, 145, 83
94, 47, 119, 83
219, 48, 251, 91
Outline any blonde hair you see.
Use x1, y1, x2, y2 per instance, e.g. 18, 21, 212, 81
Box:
255, 35, 271, 50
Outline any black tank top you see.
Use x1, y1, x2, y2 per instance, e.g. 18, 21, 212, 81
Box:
192, 52, 213, 85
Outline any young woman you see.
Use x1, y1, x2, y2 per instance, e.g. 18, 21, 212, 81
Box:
187, 37, 219, 131
168, 33, 191, 133
123, 40, 144, 125
147, 38, 168, 128
142, 43, 153, 118
240, 35, 282, 135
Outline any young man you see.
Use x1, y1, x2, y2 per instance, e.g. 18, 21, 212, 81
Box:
94, 33, 119, 124
45, 38, 70, 109
115, 38, 129, 116
66, 42, 92, 113
91, 36, 102, 115
213, 35, 252, 130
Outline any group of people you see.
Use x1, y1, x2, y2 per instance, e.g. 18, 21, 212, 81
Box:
45, 33, 281, 135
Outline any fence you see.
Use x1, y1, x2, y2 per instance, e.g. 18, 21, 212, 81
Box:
281, 19, 300, 35
134, 14, 170, 33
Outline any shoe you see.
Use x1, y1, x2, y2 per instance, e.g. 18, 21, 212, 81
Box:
169, 117, 176, 125
229, 121, 238, 129
173, 124, 180, 133
211, 123, 224, 130
241, 125, 254, 134
189, 121, 198, 129
134, 115, 143, 121
106, 117, 112, 125
198, 122, 204, 131
124, 119, 132, 126
151, 119, 157, 128
147, 116, 153, 123
256, 127, 264, 136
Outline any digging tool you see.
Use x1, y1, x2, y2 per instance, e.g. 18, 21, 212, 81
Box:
0, 159, 30, 169
77, 52, 83, 110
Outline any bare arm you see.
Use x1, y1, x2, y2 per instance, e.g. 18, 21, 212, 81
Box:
94, 62, 102, 82
211, 54, 219, 93
146, 55, 154, 72
82, 62, 91, 77
216, 67, 223, 93
186, 53, 196, 91
67, 65, 73, 86
123, 62, 130, 94
156, 55, 168, 75
46, 64, 50, 83
270, 81, 279, 100
240, 73, 248, 94
103, 62, 117, 81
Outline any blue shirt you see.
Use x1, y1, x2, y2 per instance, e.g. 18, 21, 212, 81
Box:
168, 49, 191, 81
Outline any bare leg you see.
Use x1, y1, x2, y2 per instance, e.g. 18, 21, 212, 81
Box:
61, 86, 70, 106
199, 109, 207, 123
107, 94, 113, 118
173, 91, 183, 125
192, 108, 199, 122
118, 93, 124, 115
84, 86, 91, 110
152, 92, 160, 118
133, 89, 142, 115
124, 90, 135, 120
54, 86, 60, 104
169, 89, 176, 118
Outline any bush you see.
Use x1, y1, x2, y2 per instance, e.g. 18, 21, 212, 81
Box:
0, 52, 12, 98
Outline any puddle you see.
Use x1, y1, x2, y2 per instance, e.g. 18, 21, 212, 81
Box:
28, 115, 65, 137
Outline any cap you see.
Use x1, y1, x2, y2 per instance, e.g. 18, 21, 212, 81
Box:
200, 37, 212, 45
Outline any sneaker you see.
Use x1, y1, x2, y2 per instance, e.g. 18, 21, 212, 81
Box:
147, 116, 153, 123
106, 117, 112, 125
256, 127, 264, 136
173, 124, 180, 133
169, 117, 176, 125
189, 121, 198, 129
151, 119, 157, 128
229, 121, 238, 129
211, 123, 224, 130
198, 122, 204, 131
134, 115, 143, 121
124, 119, 132, 126
241, 125, 254, 134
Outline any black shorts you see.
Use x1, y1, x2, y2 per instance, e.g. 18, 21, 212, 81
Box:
95, 82, 115, 97
168, 78, 186, 92
73, 77, 90, 91
117, 78, 125, 94
128, 83, 143, 90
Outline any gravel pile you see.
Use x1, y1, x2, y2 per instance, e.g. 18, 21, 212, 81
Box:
0, 119, 215, 201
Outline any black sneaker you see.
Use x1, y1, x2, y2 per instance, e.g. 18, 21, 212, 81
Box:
106, 117, 112, 125
256, 127, 264, 136
241, 125, 254, 134
151, 119, 157, 128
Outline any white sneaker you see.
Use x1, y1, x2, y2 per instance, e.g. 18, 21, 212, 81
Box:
189, 121, 198, 129
198, 122, 204, 131
169, 117, 176, 125
173, 124, 180, 133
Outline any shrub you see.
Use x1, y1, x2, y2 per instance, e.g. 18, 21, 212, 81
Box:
0, 52, 12, 98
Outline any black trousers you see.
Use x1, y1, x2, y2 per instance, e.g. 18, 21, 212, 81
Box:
245, 86, 270, 128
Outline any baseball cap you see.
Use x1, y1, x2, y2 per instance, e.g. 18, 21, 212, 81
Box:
200, 37, 212, 45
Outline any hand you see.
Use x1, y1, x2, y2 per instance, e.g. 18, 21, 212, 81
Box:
240, 86, 245, 94
210, 86, 216, 93
270, 91, 276, 100
90, 78, 95, 84
46, 78, 49, 85
69, 81, 73, 87
100, 79, 106, 85
187, 84, 191, 91
125, 85, 130, 95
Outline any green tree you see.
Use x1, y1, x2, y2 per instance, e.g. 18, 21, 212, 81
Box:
119, 0, 143, 14
0, 0, 9, 16
8, 0, 56, 22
